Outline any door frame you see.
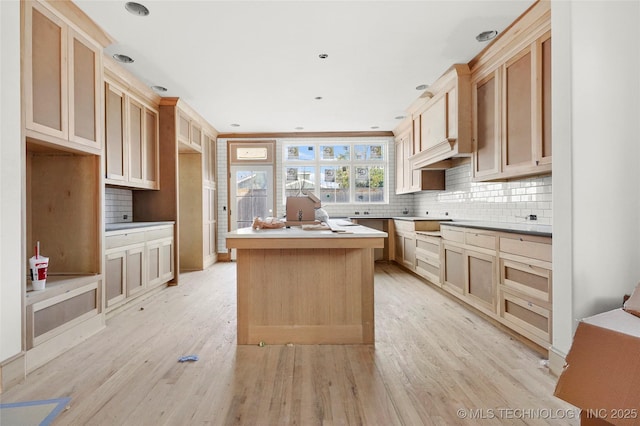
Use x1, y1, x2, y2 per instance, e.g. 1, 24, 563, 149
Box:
226, 140, 276, 234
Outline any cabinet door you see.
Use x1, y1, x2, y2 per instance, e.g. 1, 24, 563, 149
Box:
128, 98, 144, 184
191, 122, 203, 150
537, 32, 552, 166
503, 47, 533, 171
105, 251, 126, 308
412, 115, 421, 154
402, 233, 416, 271
178, 110, 190, 144
144, 107, 159, 188
473, 70, 501, 179
148, 238, 174, 287
403, 133, 413, 193
126, 246, 145, 297
105, 82, 127, 182
68, 28, 100, 148
442, 243, 464, 296
26, 3, 68, 140
421, 94, 447, 152
394, 233, 404, 263
394, 135, 406, 194
466, 250, 497, 314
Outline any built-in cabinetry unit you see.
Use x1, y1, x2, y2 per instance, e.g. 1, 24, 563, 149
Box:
440, 224, 552, 349
408, 64, 473, 169
133, 98, 218, 275
441, 226, 498, 317
21, 0, 112, 372
105, 224, 174, 312
23, 0, 109, 155
393, 219, 442, 273
394, 119, 445, 195
470, 1, 551, 181
104, 57, 160, 190
415, 232, 442, 286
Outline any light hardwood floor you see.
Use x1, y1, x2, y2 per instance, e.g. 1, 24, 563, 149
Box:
1, 262, 578, 425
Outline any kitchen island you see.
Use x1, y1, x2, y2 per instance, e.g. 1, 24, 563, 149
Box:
226, 220, 386, 345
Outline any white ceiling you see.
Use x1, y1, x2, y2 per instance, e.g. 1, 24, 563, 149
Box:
75, 0, 534, 134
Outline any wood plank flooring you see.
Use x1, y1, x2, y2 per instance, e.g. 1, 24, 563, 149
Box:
1, 262, 578, 425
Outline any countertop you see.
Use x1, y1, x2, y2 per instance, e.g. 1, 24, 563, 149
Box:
349, 216, 451, 221
226, 219, 387, 239
441, 220, 552, 237
105, 221, 175, 232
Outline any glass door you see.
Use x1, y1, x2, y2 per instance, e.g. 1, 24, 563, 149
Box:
229, 165, 274, 231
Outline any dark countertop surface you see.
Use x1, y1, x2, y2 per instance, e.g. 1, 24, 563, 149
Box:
105, 221, 175, 232
349, 216, 451, 221
441, 220, 552, 237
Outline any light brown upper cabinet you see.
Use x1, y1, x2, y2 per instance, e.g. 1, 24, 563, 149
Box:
104, 59, 160, 190
394, 118, 445, 194
23, 1, 104, 154
409, 64, 473, 169
177, 109, 203, 153
470, 1, 551, 181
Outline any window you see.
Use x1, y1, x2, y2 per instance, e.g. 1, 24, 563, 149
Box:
283, 141, 388, 204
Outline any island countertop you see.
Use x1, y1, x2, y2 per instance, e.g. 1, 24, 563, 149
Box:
226, 219, 387, 248
227, 219, 382, 345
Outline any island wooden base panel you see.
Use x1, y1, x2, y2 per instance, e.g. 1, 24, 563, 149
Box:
248, 325, 366, 345
0, 263, 576, 425
237, 247, 374, 345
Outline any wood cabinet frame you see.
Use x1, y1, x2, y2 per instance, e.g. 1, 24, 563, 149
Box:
440, 224, 552, 349
104, 62, 161, 190
469, 1, 551, 182
394, 119, 445, 195
23, 0, 104, 155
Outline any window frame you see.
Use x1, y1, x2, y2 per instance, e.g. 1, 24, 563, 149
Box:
282, 140, 389, 205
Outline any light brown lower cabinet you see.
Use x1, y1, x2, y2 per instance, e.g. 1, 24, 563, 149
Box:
24, 275, 104, 372
105, 225, 174, 312
440, 224, 552, 349
415, 232, 441, 286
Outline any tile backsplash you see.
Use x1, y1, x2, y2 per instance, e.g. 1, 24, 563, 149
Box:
105, 187, 133, 224
413, 163, 552, 225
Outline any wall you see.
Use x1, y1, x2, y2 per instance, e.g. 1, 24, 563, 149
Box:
552, 0, 640, 357
0, 0, 23, 363
104, 187, 133, 224
413, 164, 551, 225
217, 137, 552, 253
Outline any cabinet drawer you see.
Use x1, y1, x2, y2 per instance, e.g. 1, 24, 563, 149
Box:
499, 289, 551, 345
416, 257, 440, 286
415, 235, 440, 260
26, 280, 100, 349
394, 220, 415, 232
499, 235, 551, 262
465, 231, 496, 250
500, 258, 551, 302
145, 226, 173, 242
441, 226, 464, 243
105, 231, 147, 249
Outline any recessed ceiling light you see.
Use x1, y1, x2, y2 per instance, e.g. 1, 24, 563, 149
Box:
415, 84, 429, 91
314, 96, 323, 100
125, 2, 150, 16
113, 53, 134, 63
476, 30, 498, 42
230, 123, 240, 127
318, 53, 328, 59
394, 115, 406, 120
151, 85, 167, 93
